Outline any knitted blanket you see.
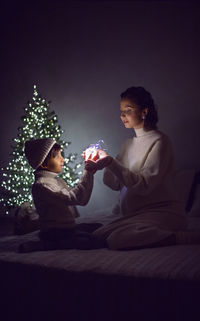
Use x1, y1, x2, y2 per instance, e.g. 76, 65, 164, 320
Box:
0, 227, 200, 321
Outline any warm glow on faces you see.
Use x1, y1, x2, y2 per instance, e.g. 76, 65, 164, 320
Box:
120, 99, 147, 129
42, 150, 64, 173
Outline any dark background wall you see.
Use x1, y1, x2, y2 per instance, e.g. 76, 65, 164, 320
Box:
0, 1, 200, 215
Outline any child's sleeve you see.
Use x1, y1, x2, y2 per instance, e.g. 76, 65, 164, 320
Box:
33, 169, 94, 206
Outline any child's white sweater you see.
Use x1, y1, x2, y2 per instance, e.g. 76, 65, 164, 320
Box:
32, 169, 93, 231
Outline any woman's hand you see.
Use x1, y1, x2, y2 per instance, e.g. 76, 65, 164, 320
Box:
82, 148, 109, 161
95, 156, 113, 170
97, 149, 108, 159
84, 155, 113, 173
82, 147, 112, 173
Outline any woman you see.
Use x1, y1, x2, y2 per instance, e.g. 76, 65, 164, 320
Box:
93, 86, 188, 250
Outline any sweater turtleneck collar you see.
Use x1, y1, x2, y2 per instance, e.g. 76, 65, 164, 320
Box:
134, 127, 155, 137
34, 170, 58, 179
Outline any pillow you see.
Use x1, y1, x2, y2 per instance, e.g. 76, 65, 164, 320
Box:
14, 202, 39, 235
188, 183, 200, 217
174, 169, 196, 209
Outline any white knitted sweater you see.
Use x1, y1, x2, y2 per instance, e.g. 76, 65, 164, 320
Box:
32, 169, 93, 231
104, 128, 186, 228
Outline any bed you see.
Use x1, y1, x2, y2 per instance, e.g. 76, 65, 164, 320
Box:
0, 170, 200, 321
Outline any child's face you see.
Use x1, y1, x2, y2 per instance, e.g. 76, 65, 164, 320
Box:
44, 150, 64, 173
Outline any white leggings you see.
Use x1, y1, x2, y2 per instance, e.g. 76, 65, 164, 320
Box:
93, 213, 188, 250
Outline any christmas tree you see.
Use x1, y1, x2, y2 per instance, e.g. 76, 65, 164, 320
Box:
0, 85, 82, 214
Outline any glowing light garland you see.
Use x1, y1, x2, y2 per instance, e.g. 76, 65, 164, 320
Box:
84, 140, 107, 161
0, 85, 81, 214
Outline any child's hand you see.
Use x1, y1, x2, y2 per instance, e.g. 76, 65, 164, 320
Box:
84, 159, 97, 174
81, 149, 99, 162
84, 155, 112, 173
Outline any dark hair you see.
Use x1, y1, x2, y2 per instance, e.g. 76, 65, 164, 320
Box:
120, 86, 158, 130
40, 143, 62, 168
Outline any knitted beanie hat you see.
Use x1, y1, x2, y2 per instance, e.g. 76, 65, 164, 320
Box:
24, 138, 56, 169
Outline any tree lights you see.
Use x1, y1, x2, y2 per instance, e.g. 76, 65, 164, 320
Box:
0, 85, 82, 214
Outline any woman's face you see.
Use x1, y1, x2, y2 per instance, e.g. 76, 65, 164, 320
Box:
120, 99, 147, 129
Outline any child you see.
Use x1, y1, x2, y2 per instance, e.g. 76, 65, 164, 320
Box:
19, 138, 107, 252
